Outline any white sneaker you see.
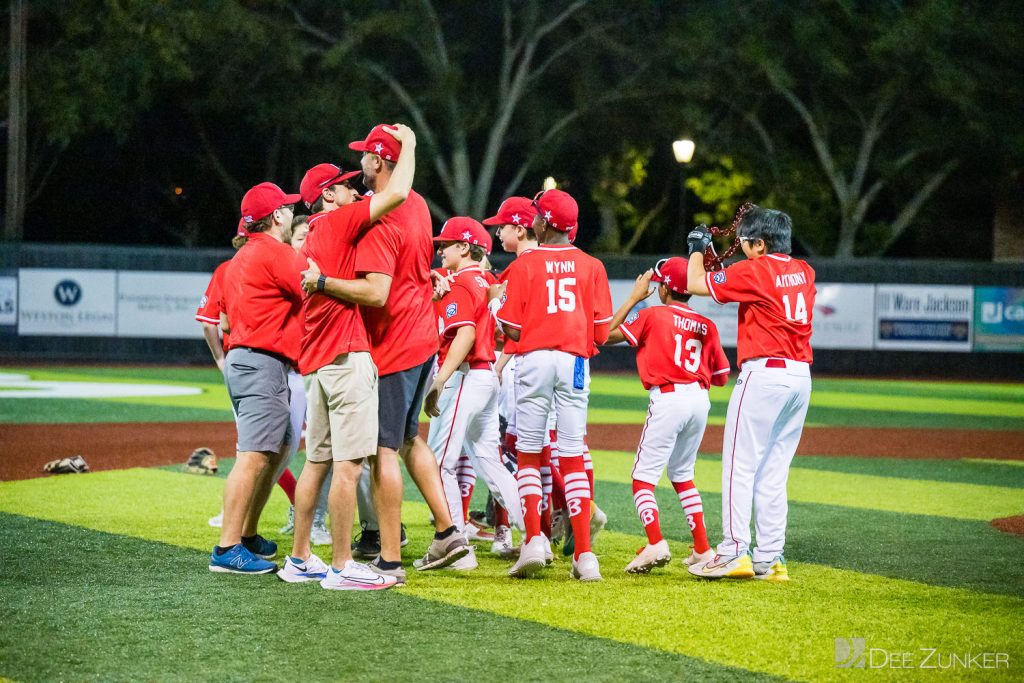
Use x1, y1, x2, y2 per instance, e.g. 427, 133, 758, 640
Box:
310, 520, 332, 546
208, 511, 223, 528
507, 535, 548, 578
449, 546, 479, 571
277, 553, 329, 583
687, 553, 755, 579
320, 560, 397, 591
490, 525, 515, 558
465, 520, 495, 542
683, 548, 716, 567
570, 551, 602, 582
589, 505, 608, 544
625, 540, 672, 574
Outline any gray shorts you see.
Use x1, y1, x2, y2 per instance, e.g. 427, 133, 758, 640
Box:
377, 357, 435, 451
224, 347, 293, 453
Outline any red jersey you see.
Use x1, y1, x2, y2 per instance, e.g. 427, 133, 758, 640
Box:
496, 244, 612, 358
222, 232, 304, 364
297, 201, 375, 375
620, 303, 730, 390
355, 190, 439, 375
196, 260, 231, 350
433, 265, 496, 367
705, 253, 815, 366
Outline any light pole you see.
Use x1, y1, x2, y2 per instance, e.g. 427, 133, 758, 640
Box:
672, 139, 695, 253
542, 176, 557, 191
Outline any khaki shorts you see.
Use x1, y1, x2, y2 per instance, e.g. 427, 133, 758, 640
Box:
304, 352, 379, 462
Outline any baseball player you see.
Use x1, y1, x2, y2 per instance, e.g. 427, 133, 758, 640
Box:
604, 257, 729, 574
685, 205, 815, 581
497, 189, 613, 581
209, 181, 304, 575
423, 217, 524, 569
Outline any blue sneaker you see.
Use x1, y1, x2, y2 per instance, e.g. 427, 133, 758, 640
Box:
241, 534, 277, 560
209, 545, 277, 574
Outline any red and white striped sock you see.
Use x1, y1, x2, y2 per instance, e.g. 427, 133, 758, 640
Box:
672, 480, 709, 553
516, 450, 543, 541
632, 480, 662, 545
559, 454, 591, 558
540, 446, 553, 537
456, 454, 476, 525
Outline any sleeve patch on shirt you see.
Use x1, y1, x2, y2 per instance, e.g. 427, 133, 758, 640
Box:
199, 295, 208, 307
445, 303, 458, 318
713, 271, 727, 284
625, 310, 640, 325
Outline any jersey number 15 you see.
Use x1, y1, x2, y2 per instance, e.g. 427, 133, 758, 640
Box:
546, 277, 577, 313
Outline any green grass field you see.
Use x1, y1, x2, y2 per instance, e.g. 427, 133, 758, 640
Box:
1, 367, 1023, 681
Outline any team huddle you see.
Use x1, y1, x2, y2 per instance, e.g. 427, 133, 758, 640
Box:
195, 122, 817, 590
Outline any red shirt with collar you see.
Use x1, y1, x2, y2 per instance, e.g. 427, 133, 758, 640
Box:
354, 190, 439, 375
222, 232, 304, 364
496, 244, 612, 358
704, 253, 816, 366
296, 201, 375, 375
196, 259, 231, 350
620, 303, 730, 390
433, 264, 496, 367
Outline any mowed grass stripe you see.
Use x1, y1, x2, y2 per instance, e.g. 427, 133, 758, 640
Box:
0, 514, 763, 683
0, 398, 231, 424
1, 470, 1022, 681
591, 451, 1024, 521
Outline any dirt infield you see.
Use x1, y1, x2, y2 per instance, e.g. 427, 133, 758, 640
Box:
3, 421, 1024, 482
991, 515, 1024, 537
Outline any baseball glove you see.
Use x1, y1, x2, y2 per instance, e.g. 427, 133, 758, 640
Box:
183, 447, 218, 475
43, 455, 90, 474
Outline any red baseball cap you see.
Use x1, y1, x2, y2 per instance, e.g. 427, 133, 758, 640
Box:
299, 163, 361, 208
433, 216, 492, 254
240, 182, 301, 224
652, 257, 689, 295
532, 189, 578, 232
482, 196, 535, 227
236, 218, 248, 237
348, 124, 401, 162
568, 224, 579, 243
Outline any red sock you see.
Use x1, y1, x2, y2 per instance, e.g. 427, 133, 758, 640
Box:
559, 454, 591, 558
494, 503, 509, 528
276, 468, 296, 504
632, 480, 662, 544
540, 446, 553, 537
456, 454, 475, 525
550, 462, 566, 512
583, 447, 595, 500
503, 432, 518, 458
673, 480, 709, 553
516, 450, 542, 541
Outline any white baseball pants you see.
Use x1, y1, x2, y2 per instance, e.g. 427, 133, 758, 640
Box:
717, 359, 811, 562
513, 350, 589, 456
631, 383, 710, 485
427, 368, 523, 531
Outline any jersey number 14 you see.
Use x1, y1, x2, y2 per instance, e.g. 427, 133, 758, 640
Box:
781, 292, 808, 324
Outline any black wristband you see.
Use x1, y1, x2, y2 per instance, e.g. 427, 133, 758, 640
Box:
316, 274, 326, 292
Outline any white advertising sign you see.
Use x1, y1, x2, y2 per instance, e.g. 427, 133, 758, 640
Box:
811, 284, 875, 349
0, 275, 16, 326
116, 271, 211, 338
18, 269, 116, 336
609, 278, 739, 346
875, 284, 973, 351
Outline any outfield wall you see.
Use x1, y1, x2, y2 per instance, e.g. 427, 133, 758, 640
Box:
2, 243, 1022, 378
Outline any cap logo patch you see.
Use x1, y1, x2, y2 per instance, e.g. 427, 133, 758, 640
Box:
461, 231, 473, 241
663, 275, 672, 285
543, 210, 553, 222
243, 215, 254, 224
713, 271, 727, 284
445, 303, 458, 318
374, 143, 384, 154
511, 213, 521, 225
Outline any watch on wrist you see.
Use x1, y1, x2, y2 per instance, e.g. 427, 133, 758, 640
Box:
316, 275, 326, 292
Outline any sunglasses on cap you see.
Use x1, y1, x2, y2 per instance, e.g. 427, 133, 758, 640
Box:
531, 189, 547, 219
653, 258, 669, 279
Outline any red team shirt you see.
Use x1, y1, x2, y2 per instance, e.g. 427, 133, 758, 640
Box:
196, 260, 232, 349
433, 265, 497, 367
222, 232, 304, 364
496, 244, 613, 358
296, 201, 375, 375
620, 303, 730, 390
355, 190, 439, 375
705, 253, 816, 366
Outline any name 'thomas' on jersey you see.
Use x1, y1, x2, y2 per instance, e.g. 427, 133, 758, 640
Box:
705, 253, 815, 366
620, 303, 730, 390
496, 244, 612, 358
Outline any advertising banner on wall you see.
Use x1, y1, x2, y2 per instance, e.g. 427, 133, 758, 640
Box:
116, 271, 211, 338
0, 274, 16, 328
875, 285, 973, 351
811, 284, 875, 349
973, 287, 1024, 352
18, 269, 117, 336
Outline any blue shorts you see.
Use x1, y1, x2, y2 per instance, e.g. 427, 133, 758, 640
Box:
377, 357, 435, 450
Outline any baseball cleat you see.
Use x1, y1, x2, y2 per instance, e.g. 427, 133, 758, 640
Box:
508, 535, 548, 578
683, 548, 716, 567
320, 561, 397, 591
448, 546, 479, 571
625, 540, 672, 574
753, 555, 789, 582
241, 534, 278, 561
279, 505, 295, 535
570, 551, 602, 582
687, 553, 754, 579
490, 525, 516, 558
550, 509, 567, 546
208, 545, 277, 575
590, 504, 608, 544
465, 519, 495, 542
310, 512, 331, 546
277, 553, 329, 583
413, 532, 471, 571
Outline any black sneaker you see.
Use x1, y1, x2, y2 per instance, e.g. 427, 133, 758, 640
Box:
351, 522, 380, 559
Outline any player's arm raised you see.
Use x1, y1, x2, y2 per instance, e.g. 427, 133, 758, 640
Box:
366, 124, 416, 223
605, 270, 654, 345
686, 225, 713, 296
